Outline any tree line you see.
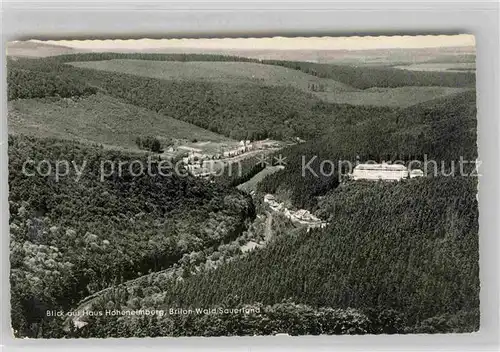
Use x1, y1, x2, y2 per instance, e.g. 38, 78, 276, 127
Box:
261, 59, 476, 89
122, 177, 479, 333
7, 67, 97, 100
257, 90, 477, 208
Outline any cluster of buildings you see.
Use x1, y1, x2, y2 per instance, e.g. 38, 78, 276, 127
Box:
181, 139, 284, 178
222, 140, 253, 158
350, 163, 424, 181
260, 162, 424, 230
181, 140, 254, 166
263, 194, 328, 229
180, 141, 252, 178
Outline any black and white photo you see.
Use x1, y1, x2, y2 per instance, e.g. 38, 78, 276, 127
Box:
7, 35, 479, 338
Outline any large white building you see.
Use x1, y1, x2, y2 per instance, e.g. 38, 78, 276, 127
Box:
351, 163, 409, 181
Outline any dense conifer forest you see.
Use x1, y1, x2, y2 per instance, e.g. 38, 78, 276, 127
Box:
258, 90, 477, 208
60, 177, 479, 337
7, 68, 96, 100
8, 56, 394, 140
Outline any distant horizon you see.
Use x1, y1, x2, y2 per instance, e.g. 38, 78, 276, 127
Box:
16, 34, 475, 52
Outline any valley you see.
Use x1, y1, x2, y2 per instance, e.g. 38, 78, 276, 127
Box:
7, 43, 479, 337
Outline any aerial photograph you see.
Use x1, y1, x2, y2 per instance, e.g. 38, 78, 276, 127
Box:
7, 34, 478, 338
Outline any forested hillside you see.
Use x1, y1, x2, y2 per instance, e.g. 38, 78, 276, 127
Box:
27, 52, 260, 64
68, 59, 357, 95
7, 53, 475, 141
258, 90, 477, 208
69, 59, 471, 108
9, 135, 254, 337
9, 52, 475, 89
8, 93, 232, 150
7, 67, 96, 100
67, 176, 479, 336
10, 64, 394, 140
75, 302, 378, 338
261, 60, 476, 88
8, 57, 394, 140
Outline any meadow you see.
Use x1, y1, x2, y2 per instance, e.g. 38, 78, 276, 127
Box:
8, 93, 233, 151
236, 166, 284, 193
394, 62, 476, 72
69, 59, 356, 94
316, 86, 470, 107
69, 59, 470, 108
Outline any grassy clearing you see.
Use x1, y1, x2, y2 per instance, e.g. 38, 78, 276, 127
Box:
316, 86, 472, 108
237, 166, 285, 193
69, 59, 357, 93
394, 62, 476, 72
8, 93, 232, 150
69, 59, 471, 108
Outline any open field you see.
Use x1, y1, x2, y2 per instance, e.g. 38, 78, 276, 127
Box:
317, 86, 472, 107
7, 41, 83, 57
36, 45, 474, 64
237, 166, 285, 193
69, 59, 358, 93
70, 59, 471, 107
178, 140, 240, 155
8, 93, 233, 150
394, 62, 476, 72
